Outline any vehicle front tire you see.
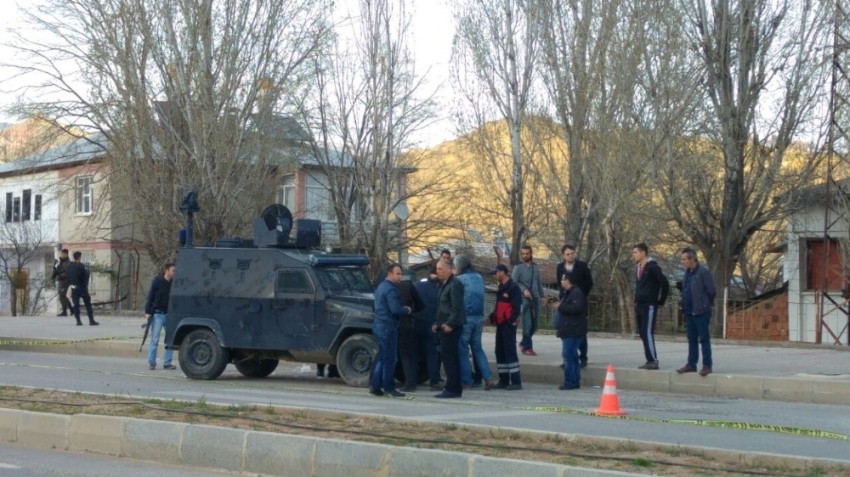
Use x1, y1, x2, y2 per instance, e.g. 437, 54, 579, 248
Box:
234, 358, 279, 378
179, 329, 230, 380
335, 333, 377, 388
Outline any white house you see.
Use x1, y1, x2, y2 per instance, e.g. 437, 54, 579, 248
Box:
784, 182, 850, 344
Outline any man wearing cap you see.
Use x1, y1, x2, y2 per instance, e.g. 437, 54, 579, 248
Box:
488, 264, 523, 390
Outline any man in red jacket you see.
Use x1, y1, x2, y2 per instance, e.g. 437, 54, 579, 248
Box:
488, 264, 523, 390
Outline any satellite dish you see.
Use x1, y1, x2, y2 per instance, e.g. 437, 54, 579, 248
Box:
391, 202, 410, 221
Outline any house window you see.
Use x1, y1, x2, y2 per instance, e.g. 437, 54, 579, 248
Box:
34, 195, 41, 221
5, 192, 11, 223
76, 176, 93, 214
805, 239, 845, 291
22, 189, 31, 221
305, 186, 333, 220
12, 197, 20, 222
278, 185, 295, 211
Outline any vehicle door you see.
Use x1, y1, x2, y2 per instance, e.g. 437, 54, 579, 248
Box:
273, 268, 318, 347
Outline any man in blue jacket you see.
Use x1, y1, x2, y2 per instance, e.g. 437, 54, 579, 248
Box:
676, 248, 717, 377
454, 255, 495, 390
369, 263, 412, 397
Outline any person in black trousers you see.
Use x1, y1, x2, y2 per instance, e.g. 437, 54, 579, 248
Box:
413, 268, 442, 390
488, 264, 523, 390
432, 258, 465, 398
66, 251, 98, 326
397, 274, 425, 392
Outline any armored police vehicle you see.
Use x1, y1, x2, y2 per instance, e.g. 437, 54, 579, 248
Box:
164, 203, 385, 387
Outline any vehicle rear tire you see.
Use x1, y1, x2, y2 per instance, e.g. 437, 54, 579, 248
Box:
234, 358, 279, 378
335, 334, 377, 388
179, 329, 230, 380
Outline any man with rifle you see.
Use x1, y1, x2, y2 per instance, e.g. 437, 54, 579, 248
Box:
144, 263, 176, 370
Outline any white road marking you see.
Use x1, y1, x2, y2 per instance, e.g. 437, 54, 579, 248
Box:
0, 463, 21, 469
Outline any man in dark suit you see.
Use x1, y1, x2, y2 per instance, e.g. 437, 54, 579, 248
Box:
432, 258, 465, 398
66, 251, 98, 326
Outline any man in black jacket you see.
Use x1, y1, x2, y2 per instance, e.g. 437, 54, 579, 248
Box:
557, 272, 587, 390
556, 244, 593, 367
432, 258, 465, 398
145, 263, 176, 370
632, 243, 669, 370
66, 251, 98, 326
413, 268, 442, 390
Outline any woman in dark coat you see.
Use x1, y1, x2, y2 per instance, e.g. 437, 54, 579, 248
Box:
557, 272, 588, 390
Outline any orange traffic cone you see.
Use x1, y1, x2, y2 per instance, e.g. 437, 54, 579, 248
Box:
595, 364, 627, 416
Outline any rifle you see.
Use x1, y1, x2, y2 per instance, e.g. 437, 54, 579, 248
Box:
139, 314, 153, 352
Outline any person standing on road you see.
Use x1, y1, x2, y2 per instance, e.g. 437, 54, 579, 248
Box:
632, 243, 669, 370
145, 263, 176, 370
51, 248, 72, 318
433, 258, 465, 398
397, 272, 425, 392
512, 245, 544, 356
454, 255, 495, 390
488, 264, 522, 390
413, 268, 442, 390
556, 244, 593, 368
676, 248, 716, 377
556, 272, 587, 390
66, 251, 98, 326
369, 263, 412, 398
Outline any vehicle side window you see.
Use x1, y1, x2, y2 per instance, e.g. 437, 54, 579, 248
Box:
275, 270, 314, 294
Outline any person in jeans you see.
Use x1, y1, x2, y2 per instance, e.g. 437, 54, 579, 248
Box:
146, 263, 176, 370
556, 272, 587, 390
369, 263, 411, 398
512, 245, 544, 356
556, 244, 593, 368
676, 248, 716, 377
454, 255, 495, 390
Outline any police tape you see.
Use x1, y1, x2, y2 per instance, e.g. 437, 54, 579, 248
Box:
523, 406, 850, 440
0, 337, 141, 347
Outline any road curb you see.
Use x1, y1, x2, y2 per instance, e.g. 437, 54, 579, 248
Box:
0, 409, 647, 477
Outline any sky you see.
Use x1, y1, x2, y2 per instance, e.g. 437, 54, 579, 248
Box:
0, 0, 459, 146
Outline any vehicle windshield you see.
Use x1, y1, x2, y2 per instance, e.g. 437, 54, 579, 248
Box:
315, 266, 374, 294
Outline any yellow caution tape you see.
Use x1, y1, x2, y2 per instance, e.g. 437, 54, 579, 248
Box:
523, 406, 850, 440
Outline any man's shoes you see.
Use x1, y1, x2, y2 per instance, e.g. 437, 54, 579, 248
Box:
429, 383, 443, 391
368, 387, 384, 396
316, 368, 324, 378
76, 321, 83, 326
89, 321, 99, 326
638, 361, 659, 370
505, 384, 522, 390
495, 381, 508, 389
149, 364, 156, 370
522, 348, 537, 356
558, 384, 579, 390
699, 366, 712, 377
470, 381, 483, 388
387, 389, 406, 398
484, 379, 496, 391
57, 311, 68, 317
676, 364, 697, 374
400, 386, 417, 392
163, 364, 177, 370
434, 391, 461, 398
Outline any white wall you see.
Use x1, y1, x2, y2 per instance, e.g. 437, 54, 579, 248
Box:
0, 171, 61, 246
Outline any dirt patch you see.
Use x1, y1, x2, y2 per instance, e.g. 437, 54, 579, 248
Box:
0, 386, 844, 476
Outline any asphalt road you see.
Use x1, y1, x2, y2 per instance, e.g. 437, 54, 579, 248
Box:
0, 442, 239, 476
1, 351, 849, 465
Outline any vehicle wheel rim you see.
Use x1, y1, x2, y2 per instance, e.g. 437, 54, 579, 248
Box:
191, 341, 212, 367
351, 349, 372, 374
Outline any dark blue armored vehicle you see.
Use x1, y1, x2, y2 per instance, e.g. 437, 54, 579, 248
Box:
164, 204, 381, 387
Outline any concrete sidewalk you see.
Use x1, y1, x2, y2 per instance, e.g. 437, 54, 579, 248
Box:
2, 314, 849, 403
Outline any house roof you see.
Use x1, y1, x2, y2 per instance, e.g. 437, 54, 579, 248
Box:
296, 149, 417, 174
0, 132, 108, 177
783, 177, 850, 207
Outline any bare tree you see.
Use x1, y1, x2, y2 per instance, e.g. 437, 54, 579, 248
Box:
295, 0, 437, 271
3, 0, 332, 263
665, 0, 831, 302
452, 0, 540, 264
0, 220, 51, 316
